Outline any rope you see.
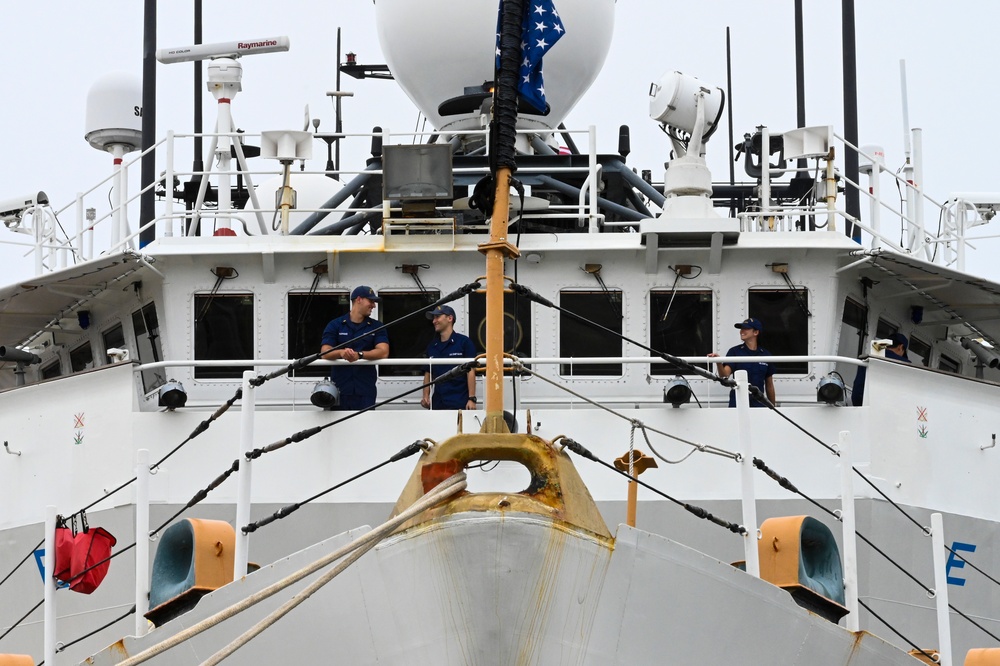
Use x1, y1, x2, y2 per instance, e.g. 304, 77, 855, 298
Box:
116, 472, 467, 666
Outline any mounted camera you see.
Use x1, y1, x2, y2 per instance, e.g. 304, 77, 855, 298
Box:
0, 191, 48, 227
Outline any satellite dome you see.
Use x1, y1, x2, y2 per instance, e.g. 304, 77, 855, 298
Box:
84, 72, 143, 153
375, 0, 615, 132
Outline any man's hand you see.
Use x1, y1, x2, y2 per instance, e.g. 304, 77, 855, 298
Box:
420, 395, 430, 409
342, 348, 360, 363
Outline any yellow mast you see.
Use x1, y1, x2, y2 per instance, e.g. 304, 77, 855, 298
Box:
478, 168, 519, 433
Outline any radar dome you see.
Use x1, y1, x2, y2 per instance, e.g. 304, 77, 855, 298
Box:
85, 72, 143, 153
374, 0, 615, 132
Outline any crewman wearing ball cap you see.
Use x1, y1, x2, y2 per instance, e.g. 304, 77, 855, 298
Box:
421, 304, 477, 410
320, 286, 390, 410
707, 317, 776, 407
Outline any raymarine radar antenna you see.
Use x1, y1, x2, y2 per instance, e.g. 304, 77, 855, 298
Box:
156, 37, 288, 235
155, 37, 290, 64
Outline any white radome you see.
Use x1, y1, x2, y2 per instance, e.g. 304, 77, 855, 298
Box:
84, 72, 143, 153
374, 0, 615, 132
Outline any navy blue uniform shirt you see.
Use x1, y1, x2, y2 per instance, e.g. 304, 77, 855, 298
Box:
724, 343, 775, 408
426, 332, 476, 409
321, 314, 389, 408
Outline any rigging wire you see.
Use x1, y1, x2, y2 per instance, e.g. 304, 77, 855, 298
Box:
558, 437, 745, 536
50, 605, 136, 658
242, 441, 427, 534
247, 364, 476, 460
514, 361, 737, 461
859, 599, 939, 664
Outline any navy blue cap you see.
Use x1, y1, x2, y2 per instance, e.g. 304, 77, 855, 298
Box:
734, 317, 763, 331
889, 332, 908, 350
426, 305, 456, 320
350, 285, 380, 302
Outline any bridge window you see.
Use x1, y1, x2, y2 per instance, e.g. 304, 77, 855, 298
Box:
41, 360, 62, 380
909, 336, 931, 367
70, 342, 93, 373
134, 303, 166, 391
840, 297, 868, 359
938, 353, 960, 374
748, 288, 809, 374
287, 291, 349, 378
194, 294, 253, 380
649, 290, 713, 375
379, 291, 441, 377
875, 317, 898, 340
560, 290, 622, 376
102, 324, 125, 364
469, 290, 532, 361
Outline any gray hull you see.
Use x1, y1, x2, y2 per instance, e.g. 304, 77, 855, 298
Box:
84, 515, 913, 665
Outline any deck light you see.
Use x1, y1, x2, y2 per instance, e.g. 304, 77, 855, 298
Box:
816, 374, 845, 405
310, 380, 340, 409
663, 377, 692, 407
158, 380, 188, 409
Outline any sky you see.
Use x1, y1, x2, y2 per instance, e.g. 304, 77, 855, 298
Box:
2, 1, 1000, 281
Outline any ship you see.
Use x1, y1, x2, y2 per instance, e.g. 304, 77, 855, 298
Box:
2, 1, 1000, 664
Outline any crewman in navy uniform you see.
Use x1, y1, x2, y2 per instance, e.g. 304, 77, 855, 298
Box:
707, 317, 776, 407
420, 305, 477, 410
320, 286, 390, 410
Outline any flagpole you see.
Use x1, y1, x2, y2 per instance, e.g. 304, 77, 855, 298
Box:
479, 0, 525, 433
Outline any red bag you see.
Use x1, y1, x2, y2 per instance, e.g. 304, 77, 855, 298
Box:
69, 527, 117, 594
52, 526, 76, 586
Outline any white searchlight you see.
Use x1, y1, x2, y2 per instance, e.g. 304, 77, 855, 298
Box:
310, 380, 340, 409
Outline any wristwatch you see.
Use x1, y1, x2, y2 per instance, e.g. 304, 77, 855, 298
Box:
359, 350, 364, 359
469, 396, 477, 403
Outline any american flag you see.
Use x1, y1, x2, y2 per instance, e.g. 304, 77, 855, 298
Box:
496, 0, 566, 114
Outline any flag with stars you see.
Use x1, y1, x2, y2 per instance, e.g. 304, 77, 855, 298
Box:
496, 0, 566, 114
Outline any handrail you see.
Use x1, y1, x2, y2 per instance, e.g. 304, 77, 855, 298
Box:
132, 354, 870, 374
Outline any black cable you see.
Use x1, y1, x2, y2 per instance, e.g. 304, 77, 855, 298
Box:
948, 601, 1000, 643
750, 396, 838, 454
0, 598, 42, 643
151, 460, 241, 538
150, 389, 243, 472
859, 599, 939, 663
560, 437, 745, 536
243, 441, 426, 534
0, 538, 43, 588
850, 467, 930, 536
753, 456, 932, 594
247, 363, 476, 460
52, 605, 136, 657
944, 544, 1000, 589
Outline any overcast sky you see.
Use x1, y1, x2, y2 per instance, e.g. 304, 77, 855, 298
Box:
2, 1, 999, 281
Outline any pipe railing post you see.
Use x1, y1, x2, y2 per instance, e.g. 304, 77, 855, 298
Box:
135, 448, 151, 636
735, 370, 759, 577
931, 512, 953, 666
233, 370, 256, 579
838, 430, 860, 631
44, 505, 57, 666
588, 125, 599, 232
